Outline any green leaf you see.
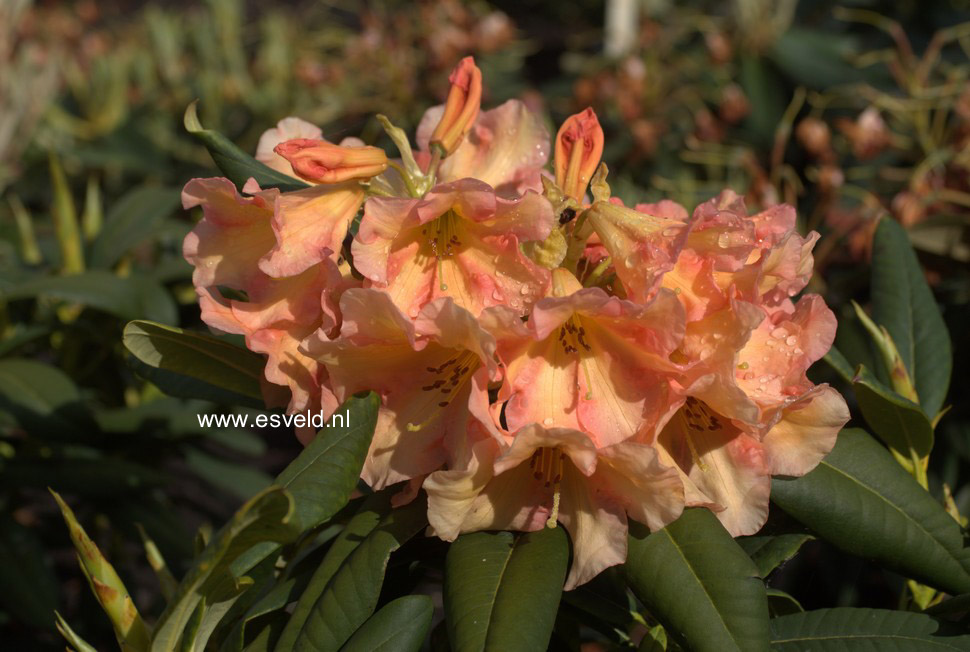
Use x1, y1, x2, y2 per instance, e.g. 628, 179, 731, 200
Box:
0, 358, 90, 433
0, 271, 177, 324
769, 29, 874, 89
123, 320, 266, 408
184, 102, 309, 193
771, 429, 970, 596
769, 607, 970, 650
341, 595, 434, 652
822, 347, 854, 385
52, 490, 151, 651
870, 218, 952, 418
150, 487, 296, 652
444, 527, 569, 652
274, 491, 392, 652
89, 186, 181, 268
288, 498, 427, 652
737, 533, 815, 578
275, 392, 380, 531
624, 508, 770, 652
0, 515, 58, 629
852, 365, 934, 459
766, 589, 803, 617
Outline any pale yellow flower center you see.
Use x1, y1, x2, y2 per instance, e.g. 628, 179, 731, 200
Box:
420, 210, 464, 291
556, 317, 595, 400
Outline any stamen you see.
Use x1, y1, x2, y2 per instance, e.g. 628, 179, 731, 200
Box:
558, 317, 594, 400
679, 397, 722, 472
405, 350, 478, 431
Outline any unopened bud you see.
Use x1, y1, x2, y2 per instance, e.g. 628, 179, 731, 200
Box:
274, 139, 388, 184
555, 108, 604, 201
429, 56, 483, 156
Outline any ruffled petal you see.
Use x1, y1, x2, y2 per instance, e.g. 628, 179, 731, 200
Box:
256, 182, 365, 278
418, 100, 550, 196
182, 178, 276, 290
658, 404, 771, 536
762, 385, 848, 476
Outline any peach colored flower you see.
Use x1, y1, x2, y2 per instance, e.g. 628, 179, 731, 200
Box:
352, 178, 554, 317
424, 423, 684, 589
482, 269, 684, 448
302, 289, 501, 489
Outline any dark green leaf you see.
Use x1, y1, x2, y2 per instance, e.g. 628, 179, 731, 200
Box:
184, 102, 309, 193
770, 608, 970, 651
769, 29, 874, 89
0, 515, 58, 629
0, 271, 177, 324
766, 589, 803, 617
341, 595, 434, 652
89, 186, 180, 268
444, 527, 569, 652
772, 429, 970, 595
289, 498, 427, 652
822, 347, 854, 385
0, 358, 90, 433
275, 392, 379, 531
852, 365, 934, 459
150, 488, 297, 652
274, 491, 393, 652
870, 218, 951, 418
737, 533, 814, 578
625, 508, 770, 652
123, 320, 266, 408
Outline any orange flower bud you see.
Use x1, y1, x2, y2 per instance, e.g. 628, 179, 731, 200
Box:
430, 56, 483, 155
555, 108, 604, 201
274, 138, 388, 184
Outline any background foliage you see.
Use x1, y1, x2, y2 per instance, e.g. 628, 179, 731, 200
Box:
1, 0, 969, 650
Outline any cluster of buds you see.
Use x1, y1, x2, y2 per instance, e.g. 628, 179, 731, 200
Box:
182, 57, 848, 588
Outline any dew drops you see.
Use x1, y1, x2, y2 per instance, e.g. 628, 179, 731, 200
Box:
623, 258, 634, 268
771, 327, 788, 339
662, 227, 680, 237
717, 232, 731, 248
737, 361, 749, 370
491, 289, 504, 301
440, 283, 449, 291
543, 417, 554, 425
519, 286, 530, 295
785, 335, 797, 346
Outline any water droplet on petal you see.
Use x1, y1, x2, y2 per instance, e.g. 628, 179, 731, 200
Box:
542, 417, 554, 426
717, 232, 731, 248
785, 335, 797, 346
662, 227, 680, 237
771, 327, 788, 339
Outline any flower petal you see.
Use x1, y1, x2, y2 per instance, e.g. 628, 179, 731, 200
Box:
762, 385, 848, 476
256, 182, 365, 278
418, 100, 550, 196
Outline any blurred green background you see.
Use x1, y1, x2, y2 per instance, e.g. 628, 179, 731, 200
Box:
1, 0, 968, 648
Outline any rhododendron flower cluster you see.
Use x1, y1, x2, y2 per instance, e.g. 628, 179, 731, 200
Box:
182, 56, 849, 589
